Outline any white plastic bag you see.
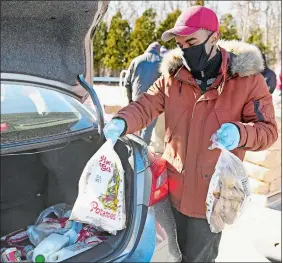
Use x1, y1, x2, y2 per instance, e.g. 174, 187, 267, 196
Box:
70, 140, 126, 234
206, 142, 251, 233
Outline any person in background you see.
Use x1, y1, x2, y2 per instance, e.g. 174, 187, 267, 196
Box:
160, 45, 168, 57
124, 42, 162, 145
149, 45, 168, 153
104, 6, 278, 262
261, 53, 277, 94
276, 68, 282, 96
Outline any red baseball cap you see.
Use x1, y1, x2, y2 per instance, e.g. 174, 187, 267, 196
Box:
162, 6, 219, 42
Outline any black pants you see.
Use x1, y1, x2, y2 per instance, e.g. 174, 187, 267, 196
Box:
172, 208, 222, 263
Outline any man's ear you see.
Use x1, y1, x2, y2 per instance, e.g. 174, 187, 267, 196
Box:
211, 32, 219, 44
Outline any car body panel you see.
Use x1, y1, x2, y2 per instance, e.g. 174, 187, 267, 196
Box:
124, 207, 157, 262
116, 138, 181, 262
126, 134, 152, 206
152, 199, 182, 262
122, 199, 181, 262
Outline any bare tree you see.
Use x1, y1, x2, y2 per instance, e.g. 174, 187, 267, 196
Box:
233, 1, 281, 66
233, 1, 262, 41
103, 1, 281, 67
206, 1, 219, 15
267, 1, 282, 66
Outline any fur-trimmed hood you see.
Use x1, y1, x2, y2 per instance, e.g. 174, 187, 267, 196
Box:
160, 40, 264, 78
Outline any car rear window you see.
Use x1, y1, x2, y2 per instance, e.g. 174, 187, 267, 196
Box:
1, 83, 95, 145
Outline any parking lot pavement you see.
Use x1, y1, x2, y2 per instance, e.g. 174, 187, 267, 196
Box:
217, 201, 281, 262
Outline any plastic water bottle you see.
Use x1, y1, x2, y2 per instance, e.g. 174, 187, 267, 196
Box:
32, 233, 69, 263
48, 242, 94, 262
63, 221, 82, 246
27, 226, 47, 246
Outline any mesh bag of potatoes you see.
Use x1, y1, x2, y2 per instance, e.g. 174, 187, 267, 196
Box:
206, 142, 251, 233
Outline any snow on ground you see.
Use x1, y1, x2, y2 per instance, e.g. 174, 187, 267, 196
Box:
94, 84, 125, 106
85, 84, 125, 122
217, 200, 281, 262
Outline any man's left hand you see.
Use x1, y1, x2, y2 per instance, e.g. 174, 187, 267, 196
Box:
212, 123, 240, 150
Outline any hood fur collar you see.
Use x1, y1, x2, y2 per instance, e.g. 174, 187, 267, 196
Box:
160, 40, 264, 78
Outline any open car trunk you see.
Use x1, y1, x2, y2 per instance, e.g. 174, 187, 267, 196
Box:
1, 134, 134, 262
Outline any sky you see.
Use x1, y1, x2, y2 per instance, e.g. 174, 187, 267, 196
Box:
105, 1, 236, 25
217, 1, 234, 15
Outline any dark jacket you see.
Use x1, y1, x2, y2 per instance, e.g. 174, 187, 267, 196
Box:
124, 43, 161, 102
116, 41, 278, 218
262, 54, 277, 94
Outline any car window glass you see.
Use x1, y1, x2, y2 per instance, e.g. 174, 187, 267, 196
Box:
1, 83, 95, 144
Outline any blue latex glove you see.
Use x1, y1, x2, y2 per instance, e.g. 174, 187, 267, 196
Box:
212, 123, 240, 150
103, 118, 126, 145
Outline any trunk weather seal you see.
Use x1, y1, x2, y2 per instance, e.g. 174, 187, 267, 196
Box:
122, 205, 148, 260
77, 75, 105, 143
95, 138, 147, 262
0, 127, 97, 155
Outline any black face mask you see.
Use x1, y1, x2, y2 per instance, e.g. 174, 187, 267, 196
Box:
182, 32, 214, 72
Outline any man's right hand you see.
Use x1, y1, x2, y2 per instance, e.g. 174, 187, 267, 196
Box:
103, 118, 126, 146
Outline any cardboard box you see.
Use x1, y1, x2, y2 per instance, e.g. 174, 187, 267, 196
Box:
249, 177, 270, 195
245, 150, 281, 169
103, 105, 122, 115
244, 161, 280, 183
270, 176, 282, 194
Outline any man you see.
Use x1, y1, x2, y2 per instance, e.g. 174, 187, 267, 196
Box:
150, 45, 168, 153
261, 53, 277, 94
124, 41, 162, 144
160, 45, 168, 57
276, 67, 282, 96
104, 6, 278, 262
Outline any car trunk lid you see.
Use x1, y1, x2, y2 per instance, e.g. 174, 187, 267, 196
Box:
1, 0, 108, 100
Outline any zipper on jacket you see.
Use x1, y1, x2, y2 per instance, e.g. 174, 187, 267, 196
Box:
186, 90, 221, 212
178, 81, 182, 96
182, 92, 201, 173
180, 95, 201, 213
191, 102, 208, 213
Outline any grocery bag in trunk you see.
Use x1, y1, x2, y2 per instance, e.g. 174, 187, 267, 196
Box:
206, 141, 251, 233
70, 140, 126, 234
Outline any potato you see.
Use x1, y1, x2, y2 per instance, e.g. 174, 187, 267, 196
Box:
220, 186, 235, 199
230, 200, 242, 212
220, 172, 236, 188
213, 199, 222, 213
219, 199, 241, 225
221, 198, 232, 212
213, 184, 221, 199
210, 211, 225, 232
231, 188, 245, 201
223, 210, 238, 225
221, 186, 245, 201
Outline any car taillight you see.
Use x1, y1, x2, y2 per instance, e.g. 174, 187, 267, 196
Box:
0, 123, 9, 132
149, 155, 168, 206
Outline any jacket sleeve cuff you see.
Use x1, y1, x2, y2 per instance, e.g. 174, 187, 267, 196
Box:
113, 117, 128, 136
230, 121, 248, 148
